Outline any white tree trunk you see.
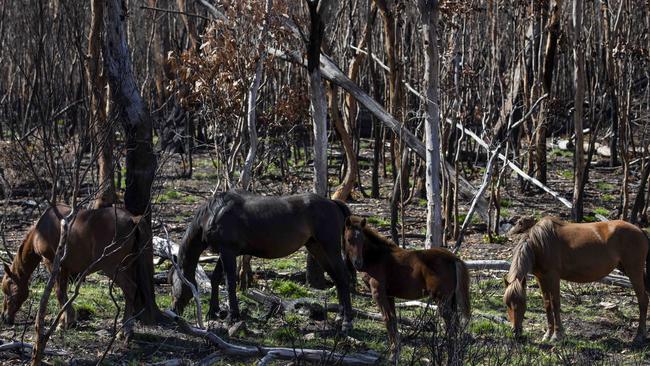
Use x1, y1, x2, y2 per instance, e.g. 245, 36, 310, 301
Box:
239, 0, 272, 190
310, 69, 329, 197
572, 0, 585, 221
419, 0, 442, 248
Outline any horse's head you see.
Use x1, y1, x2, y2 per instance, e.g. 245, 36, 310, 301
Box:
2, 263, 27, 325
168, 266, 193, 316
508, 216, 537, 236
503, 277, 526, 339
343, 216, 367, 271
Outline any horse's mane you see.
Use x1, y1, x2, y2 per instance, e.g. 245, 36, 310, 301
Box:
528, 216, 561, 254
506, 238, 534, 284
505, 217, 561, 303
181, 191, 245, 246
361, 225, 399, 253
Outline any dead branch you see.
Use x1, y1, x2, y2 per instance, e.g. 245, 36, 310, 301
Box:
162, 309, 380, 365
153, 236, 212, 292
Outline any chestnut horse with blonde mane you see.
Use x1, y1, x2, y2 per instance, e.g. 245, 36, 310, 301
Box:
1, 205, 148, 339
343, 216, 470, 361
504, 216, 650, 344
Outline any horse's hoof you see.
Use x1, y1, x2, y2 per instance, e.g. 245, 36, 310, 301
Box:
541, 331, 552, 342
341, 320, 353, 333
550, 331, 564, 342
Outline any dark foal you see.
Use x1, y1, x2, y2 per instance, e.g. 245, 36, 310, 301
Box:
169, 191, 354, 329
343, 216, 470, 362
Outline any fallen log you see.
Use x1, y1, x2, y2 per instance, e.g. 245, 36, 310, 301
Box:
152, 236, 211, 292
0, 340, 68, 356
244, 289, 416, 326
163, 310, 380, 365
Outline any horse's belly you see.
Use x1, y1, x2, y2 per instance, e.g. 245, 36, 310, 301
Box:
243, 238, 305, 259
560, 263, 616, 283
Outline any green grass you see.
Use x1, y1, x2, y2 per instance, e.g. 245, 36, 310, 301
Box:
596, 182, 615, 191
457, 213, 481, 225
154, 189, 198, 204
602, 194, 617, 202
559, 169, 573, 180
500, 198, 512, 208
271, 280, 310, 299
550, 147, 573, 158
367, 216, 390, 228
483, 234, 508, 244
593, 207, 610, 216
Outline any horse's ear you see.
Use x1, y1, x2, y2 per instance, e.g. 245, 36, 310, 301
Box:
345, 217, 352, 228
360, 218, 366, 227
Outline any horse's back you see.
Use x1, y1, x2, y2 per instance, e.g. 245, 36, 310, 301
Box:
551, 219, 648, 281
33, 205, 138, 273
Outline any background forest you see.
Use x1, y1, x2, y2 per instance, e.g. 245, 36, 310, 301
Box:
1, 0, 650, 364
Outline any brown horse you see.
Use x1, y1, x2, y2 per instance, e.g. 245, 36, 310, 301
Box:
504, 216, 650, 343
342, 216, 470, 361
1, 204, 147, 338
169, 191, 354, 329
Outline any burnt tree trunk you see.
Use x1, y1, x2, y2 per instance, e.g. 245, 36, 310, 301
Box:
105, 0, 160, 324
305, 0, 328, 289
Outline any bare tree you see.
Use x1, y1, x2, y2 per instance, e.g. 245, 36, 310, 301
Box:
104, 0, 160, 323
417, 0, 442, 248
571, 0, 585, 221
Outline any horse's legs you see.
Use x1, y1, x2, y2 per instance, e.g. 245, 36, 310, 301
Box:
371, 281, 399, 363
537, 277, 555, 341
547, 275, 564, 341
306, 240, 353, 330
114, 270, 137, 343
238, 255, 253, 291
220, 250, 240, 321
627, 266, 648, 344
439, 298, 460, 366
207, 258, 224, 320
55, 269, 76, 329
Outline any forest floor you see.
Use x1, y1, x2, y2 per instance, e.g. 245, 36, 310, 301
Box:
1, 140, 650, 365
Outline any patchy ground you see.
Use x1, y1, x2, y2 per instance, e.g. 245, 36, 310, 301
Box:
2, 141, 650, 365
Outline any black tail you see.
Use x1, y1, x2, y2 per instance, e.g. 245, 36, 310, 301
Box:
641, 229, 650, 293
332, 199, 357, 289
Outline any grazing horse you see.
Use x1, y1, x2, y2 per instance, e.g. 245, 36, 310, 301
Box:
1, 205, 146, 339
342, 216, 471, 361
169, 191, 354, 329
504, 216, 650, 343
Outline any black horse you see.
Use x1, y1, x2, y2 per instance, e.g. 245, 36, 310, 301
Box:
169, 191, 354, 329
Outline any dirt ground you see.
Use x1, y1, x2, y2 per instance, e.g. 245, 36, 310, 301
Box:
2, 141, 650, 365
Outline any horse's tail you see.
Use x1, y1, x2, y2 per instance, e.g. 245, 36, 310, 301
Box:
454, 259, 471, 319
332, 199, 351, 220
131, 215, 160, 325
643, 229, 650, 293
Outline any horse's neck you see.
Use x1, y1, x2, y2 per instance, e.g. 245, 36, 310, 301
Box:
364, 236, 398, 264
12, 237, 41, 285
178, 226, 205, 276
